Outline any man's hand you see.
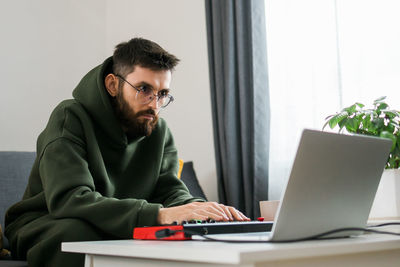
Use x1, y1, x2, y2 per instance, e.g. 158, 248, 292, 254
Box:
157, 202, 250, 225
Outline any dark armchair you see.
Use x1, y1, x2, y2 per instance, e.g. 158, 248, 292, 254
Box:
0, 151, 206, 266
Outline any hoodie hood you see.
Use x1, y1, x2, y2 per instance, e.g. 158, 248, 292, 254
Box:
72, 57, 128, 146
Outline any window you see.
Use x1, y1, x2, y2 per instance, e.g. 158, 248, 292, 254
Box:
265, 0, 400, 199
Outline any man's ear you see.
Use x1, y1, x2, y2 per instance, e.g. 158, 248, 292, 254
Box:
104, 74, 119, 97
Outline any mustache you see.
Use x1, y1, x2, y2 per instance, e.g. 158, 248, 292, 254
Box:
136, 109, 156, 117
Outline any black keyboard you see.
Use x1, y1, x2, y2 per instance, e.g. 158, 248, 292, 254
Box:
181, 220, 273, 235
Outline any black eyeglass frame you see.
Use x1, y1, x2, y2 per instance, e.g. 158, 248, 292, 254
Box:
114, 74, 174, 109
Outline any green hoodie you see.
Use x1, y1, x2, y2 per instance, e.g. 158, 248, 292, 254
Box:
5, 57, 203, 243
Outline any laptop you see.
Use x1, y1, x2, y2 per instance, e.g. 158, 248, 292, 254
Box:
194, 129, 392, 241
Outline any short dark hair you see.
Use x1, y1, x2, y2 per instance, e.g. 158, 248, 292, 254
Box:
113, 38, 180, 78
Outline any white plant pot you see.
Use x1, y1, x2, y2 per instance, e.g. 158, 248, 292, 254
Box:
369, 169, 400, 219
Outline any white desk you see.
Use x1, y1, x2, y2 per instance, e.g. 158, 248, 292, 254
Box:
62, 233, 400, 267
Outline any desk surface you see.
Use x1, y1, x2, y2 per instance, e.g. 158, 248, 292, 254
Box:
62, 234, 400, 265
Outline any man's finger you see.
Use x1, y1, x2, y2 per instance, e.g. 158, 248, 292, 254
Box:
201, 203, 231, 221
229, 207, 249, 221
208, 202, 226, 214
226, 206, 251, 221
192, 209, 227, 221
219, 204, 234, 220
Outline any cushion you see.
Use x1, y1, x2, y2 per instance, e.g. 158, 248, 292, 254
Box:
178, 159, 184, 179
180, 161, 207, 200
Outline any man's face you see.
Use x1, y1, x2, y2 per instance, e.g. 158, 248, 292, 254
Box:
109, 66, 172, 139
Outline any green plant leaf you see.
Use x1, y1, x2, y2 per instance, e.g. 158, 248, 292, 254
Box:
361, 115, 374, 134
338, 117, 348, 132
386, 123, 396, 134
397, 135, 400, 149
388, 156, 396, 168
328, 119, 338, 129
344, 104, 357, 114
355, 102, 365, 109
344, 117, 358, 133
384, 111, 398, 119
378, 102, 389, 110
388, 145, 400, 169
389, 122, 400, 130
321, 97, 400, 168
380, 131, 397, 151
385, 110, 400, 118
327, 112, 348, 129
374, 96, 387, 104
372, 118, 385, 129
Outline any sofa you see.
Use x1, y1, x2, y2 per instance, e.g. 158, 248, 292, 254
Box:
0, 152, 35, 267
0, 151, 206, 266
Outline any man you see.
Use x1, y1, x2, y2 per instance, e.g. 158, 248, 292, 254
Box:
5, 38, 249, 267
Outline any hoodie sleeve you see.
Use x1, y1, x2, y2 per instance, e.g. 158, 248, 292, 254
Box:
39, 137, 161, 238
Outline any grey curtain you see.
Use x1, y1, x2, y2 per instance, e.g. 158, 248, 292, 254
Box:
205, 0, 270, 218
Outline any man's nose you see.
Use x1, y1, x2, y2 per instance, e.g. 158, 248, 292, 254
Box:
148, 96, 159, 109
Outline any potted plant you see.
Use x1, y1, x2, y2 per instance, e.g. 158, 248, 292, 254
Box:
323, 96, 400, 219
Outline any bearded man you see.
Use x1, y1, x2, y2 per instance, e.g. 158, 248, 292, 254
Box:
4, 38, 248, 267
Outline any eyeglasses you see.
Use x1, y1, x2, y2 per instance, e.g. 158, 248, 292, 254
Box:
115, 74, 174, 109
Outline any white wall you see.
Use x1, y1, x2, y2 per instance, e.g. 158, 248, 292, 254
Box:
0, 0, 107, 149
0, 0, 218, 201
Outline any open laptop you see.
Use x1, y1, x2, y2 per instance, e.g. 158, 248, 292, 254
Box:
194, 129, 392, 241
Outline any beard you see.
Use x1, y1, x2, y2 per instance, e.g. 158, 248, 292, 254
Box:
112, 89, 159, 140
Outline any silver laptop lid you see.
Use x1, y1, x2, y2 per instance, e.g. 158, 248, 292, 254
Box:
271, 129, 391, 241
